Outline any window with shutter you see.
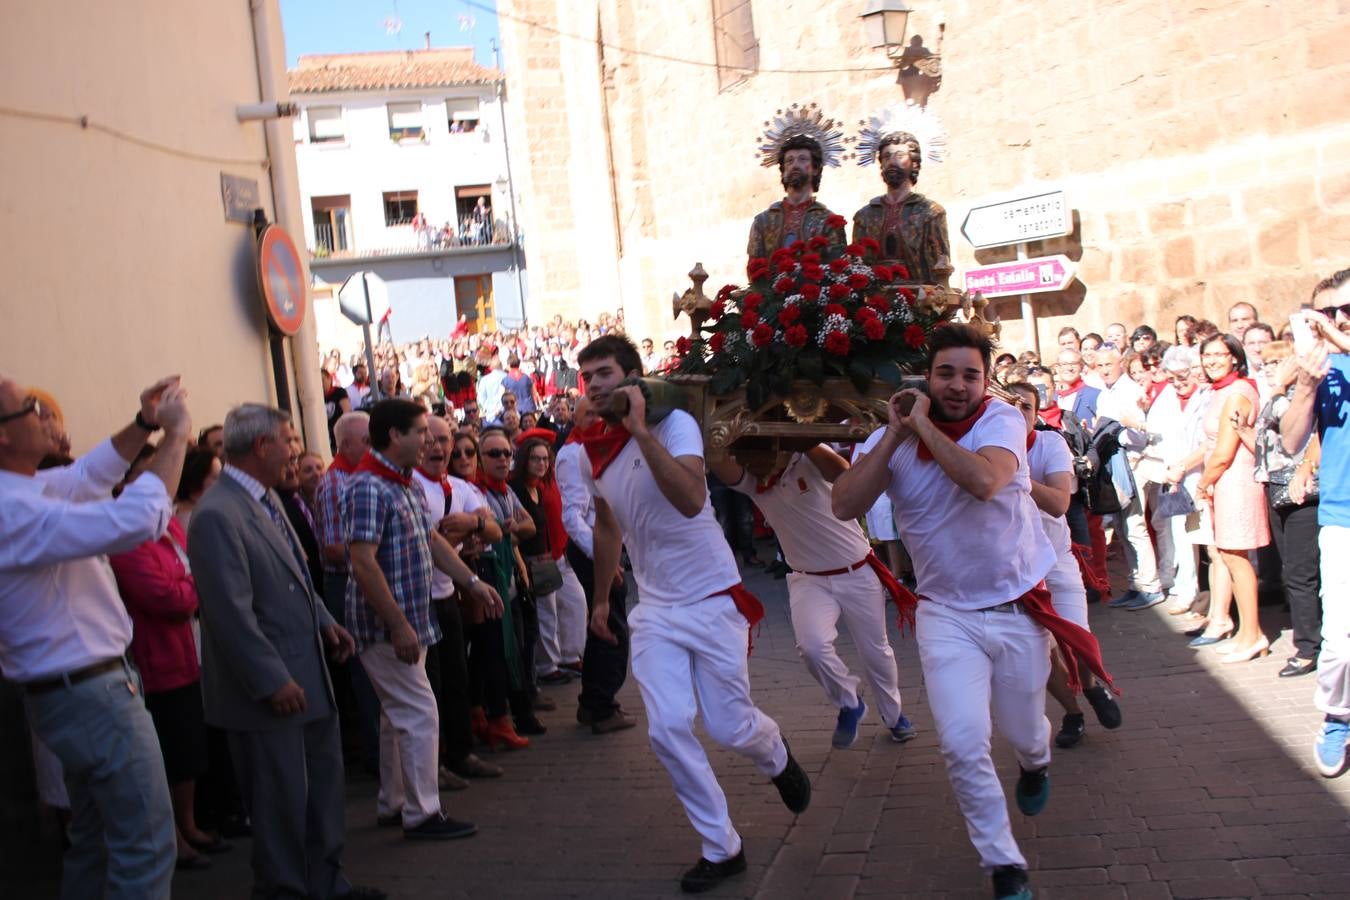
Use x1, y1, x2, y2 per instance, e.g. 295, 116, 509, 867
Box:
382, 190, 418, 226
387, 102, 425, 141
446, 97, 481, 134
308, 106, 346, 143
711, 0, 759, 92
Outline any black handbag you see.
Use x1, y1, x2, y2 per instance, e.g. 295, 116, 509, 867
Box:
528, 557, 564, 595
1268, 468, 1319, 510
1154, 484, 1196, 519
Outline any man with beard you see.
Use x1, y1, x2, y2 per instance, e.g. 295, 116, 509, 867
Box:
851, 108, 953, 286
748, 105, 848, 259
833, 325, 1115, 900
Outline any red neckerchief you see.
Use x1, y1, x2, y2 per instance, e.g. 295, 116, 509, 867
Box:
755, 469, 786, 494
1039, 405, 1064, 430
1211, 371, 1258, 394
329, 453, 358, 474
415, 466, 452, 497
1058, 378, 1085, 398
917, 399, 992, 461
475, 471, 510, 496
1026, 430, 1039, 451
356, 451, 412, 487
1177, 387, 1196, 412
570, 419, 632, 478
864, 552, 920, 635
1017, 582, 1119, 695
1146, 379, 1168, 404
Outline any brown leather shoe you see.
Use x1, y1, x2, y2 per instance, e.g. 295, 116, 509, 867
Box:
438, 765, 469, 791
592, 710, 637, 735
449, 753, 503, 779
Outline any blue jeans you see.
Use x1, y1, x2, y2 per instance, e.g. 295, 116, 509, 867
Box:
22, 663, 176, 900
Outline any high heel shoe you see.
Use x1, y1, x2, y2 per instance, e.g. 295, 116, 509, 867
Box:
1219, 637, 1270, 664
469, 707, 489, 745
1188, 622, 1233, 648
482, 715, 530, 751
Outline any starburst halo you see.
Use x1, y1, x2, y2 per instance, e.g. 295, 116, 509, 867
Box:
854, 103, 948, 167
756, 103, 847, 169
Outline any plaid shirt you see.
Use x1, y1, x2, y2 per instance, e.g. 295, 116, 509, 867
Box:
343, 451, 439, 650
315, 466, 353, 574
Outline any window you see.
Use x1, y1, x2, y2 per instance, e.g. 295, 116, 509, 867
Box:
455, 275, 494, 332
308, 106, 346, 143
711, 0, 759, 91
383, 190, 418, 226
446, 97, 481, 133
387, 102, 424, 141
454, 185, 495, 245
311, 195, 352, 255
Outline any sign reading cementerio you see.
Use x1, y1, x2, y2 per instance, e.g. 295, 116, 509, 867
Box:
959, 190, 1072, 249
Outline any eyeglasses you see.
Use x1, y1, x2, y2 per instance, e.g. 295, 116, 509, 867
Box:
1200, 352, 1232, 361
483, 448, 513, 460
451, 447, 477, 460
0, 396, 42, 425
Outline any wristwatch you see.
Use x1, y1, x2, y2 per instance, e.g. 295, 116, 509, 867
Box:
465, 575, 480, 589
135, 411, 161, 432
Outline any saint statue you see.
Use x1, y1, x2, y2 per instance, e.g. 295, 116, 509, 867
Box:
851, 105, 953, 286
747, 104, 848, 259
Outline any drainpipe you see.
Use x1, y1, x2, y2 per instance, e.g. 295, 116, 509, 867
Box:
249, 0, 328, 456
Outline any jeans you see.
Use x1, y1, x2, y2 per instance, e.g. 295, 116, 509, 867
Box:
425, 596, 474, 764
566, 540, 630, 718
1113, 491, 1160, 593
1267, 491, 1321, 659
709, 477, 756, 563
22, 663, 176, 900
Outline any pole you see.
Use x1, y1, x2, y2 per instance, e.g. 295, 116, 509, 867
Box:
362, 274, 381, 403
1016, 241, 1039, 356
491, 39, 526, 326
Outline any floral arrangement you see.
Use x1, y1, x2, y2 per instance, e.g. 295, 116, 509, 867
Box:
671, 215, 952, 407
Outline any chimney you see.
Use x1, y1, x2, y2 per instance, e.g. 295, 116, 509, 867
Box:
424, 32, 431, 51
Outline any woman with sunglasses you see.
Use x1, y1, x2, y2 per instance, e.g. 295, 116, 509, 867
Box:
1193, 334, 1271, 662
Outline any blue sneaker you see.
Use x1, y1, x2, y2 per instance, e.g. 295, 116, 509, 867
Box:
1315, 716, 1350, 778
1015, 766, 1050, 816
832, 697, 866, 749
1107, 590, 1140, 608
1123, 590, 1166, 611
992, 865, 1033, 899
889, 713, 918, 743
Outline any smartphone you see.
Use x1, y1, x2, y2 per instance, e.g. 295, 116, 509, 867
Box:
1289, 311, 1314, 354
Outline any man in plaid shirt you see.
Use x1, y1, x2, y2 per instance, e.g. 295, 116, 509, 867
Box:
345, 399, 502, 841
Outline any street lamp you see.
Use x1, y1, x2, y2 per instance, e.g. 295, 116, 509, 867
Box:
860, 0, 911, 51
860, 0, 942, 106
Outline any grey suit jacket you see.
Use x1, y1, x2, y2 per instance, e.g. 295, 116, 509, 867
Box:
187, 474, 337, 732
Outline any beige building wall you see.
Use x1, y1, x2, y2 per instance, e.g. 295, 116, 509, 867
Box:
1, 1, 321, 454
499, 0, 1350, 352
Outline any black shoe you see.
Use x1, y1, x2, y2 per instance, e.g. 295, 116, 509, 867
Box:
1015, 766, 1050, 816
514, 714, 547, 736
1279, 656, 1317, 678
576, 705, 596, 726
448, 753, 503, 779
1082, 685, 1122, 730
175, 853, 212, 871
771, 743, 811, 814
991, 864, 1032, 899
1055, 713, 1086, 749
538, 669, 574, 685
403, 813, 477, 840
680, 850, 747, 893
187, 834, 232, 855
344, 887, 388, 900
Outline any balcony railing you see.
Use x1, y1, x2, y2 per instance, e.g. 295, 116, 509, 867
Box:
308, 219, 517, 261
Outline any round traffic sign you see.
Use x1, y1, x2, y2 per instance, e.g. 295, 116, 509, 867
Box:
257, 224, 307, 336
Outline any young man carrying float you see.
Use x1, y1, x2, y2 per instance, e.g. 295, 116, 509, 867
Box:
707, 446, 916, 749
832, 325, 1117, 900
572, 335, 811, 895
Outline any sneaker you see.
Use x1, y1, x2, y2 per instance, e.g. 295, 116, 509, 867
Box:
448, 753, 502, 779
403, 813, 477, 840
991, 864, 1033, 899
1015, 766, 1050, 816
1122, 590, 1166, 611
889, 713, 918, 743
1107, 589, 1140, 608
1315, 716, 1350, 778
437, 765, 469, 791
772, 742, 811, 814
1082, 685, 1123, 730
592, 710, 637, 735
1055, 713, 1086, 749
832, 697, 867, 748
679, 849, 747, 894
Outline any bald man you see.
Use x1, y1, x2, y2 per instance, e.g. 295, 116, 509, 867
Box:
1054, 349, 1101, 428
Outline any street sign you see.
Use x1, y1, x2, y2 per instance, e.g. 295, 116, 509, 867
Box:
256, 224, 306, 336
337, 271, 389, 325
220, 173, 260, 224
959, 190, 1071, 249
962, 254, 1077, 298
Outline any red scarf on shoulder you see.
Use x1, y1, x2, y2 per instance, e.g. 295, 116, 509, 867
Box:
1210, 371, 1258, 394
568, 419, 632, 478
415, 466, 452, 497
1058, 378, 1085, 398
475, 470, 510, 496
1038, 405, 1064, 430
917, 399, 991, 461
356, 451, 411, 487
329, 453, 359, 474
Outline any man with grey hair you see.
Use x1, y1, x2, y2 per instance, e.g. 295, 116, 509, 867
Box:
188, 404, 382, 900
1054, 348, 1100, 427
1146, 346, 1207, 612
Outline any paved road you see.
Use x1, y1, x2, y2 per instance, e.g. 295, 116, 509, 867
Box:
15, 559, 1350, 898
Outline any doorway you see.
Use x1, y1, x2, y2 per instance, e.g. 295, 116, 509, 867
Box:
455, 274, 494, 333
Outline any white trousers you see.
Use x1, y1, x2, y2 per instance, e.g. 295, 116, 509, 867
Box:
630, 596, 788, 863
1045, 550, 1089, 630
785, 566, 903, 724
1162, 505, 1200, 602
359, 643, 441, 828
1114, 491, 1161, 593
557, 556, 589, 662
917, 601, 1052, 870
1315, 527, 1350, 718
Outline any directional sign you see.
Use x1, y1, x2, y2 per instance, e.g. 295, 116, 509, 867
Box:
960, 190, 1071, 249
337, 271, 389, 326
962, 255, 1077, 298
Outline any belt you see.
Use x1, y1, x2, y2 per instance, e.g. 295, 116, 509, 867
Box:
796, 556, 869, 578
22, 658, 126, 695
982, 601, 1020, 613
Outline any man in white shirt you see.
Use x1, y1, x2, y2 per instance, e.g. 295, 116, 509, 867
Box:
476, 358, 507, 423
833, 325, 1114, 900
709, 446, 914, 749
575, 336, 810, 895
0, 374, 191, 900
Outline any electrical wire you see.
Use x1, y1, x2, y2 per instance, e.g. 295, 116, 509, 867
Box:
466, 0, 897, 75
0, 105, 268, 168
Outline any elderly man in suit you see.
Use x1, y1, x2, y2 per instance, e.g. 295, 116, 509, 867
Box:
188, 404, 383, 900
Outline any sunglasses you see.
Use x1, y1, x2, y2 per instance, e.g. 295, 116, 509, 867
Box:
0, 396, 43, 424
483, 448, 513, 460
451, 447, 477, 460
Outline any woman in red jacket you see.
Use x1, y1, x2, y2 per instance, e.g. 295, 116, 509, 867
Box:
110, 449, 227, 869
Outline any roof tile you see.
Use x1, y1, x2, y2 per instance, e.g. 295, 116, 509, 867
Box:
289, 48, 499, 94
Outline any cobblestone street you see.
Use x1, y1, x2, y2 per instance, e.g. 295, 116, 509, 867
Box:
15, 561, 1350, 899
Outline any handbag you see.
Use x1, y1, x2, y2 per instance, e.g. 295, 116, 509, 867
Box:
1154, 484, 1196, 519
1268, 467, 1320, 510
527, 557, 563, 595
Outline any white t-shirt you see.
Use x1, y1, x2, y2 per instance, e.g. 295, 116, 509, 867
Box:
586, 410, 740, 606
730, 452, 870, 572
858, 400, 1056, 610
1026, 430, 1075, 556
1096, 374, 1147, 430
555, 442, 596, 558
412, 470, 489, 598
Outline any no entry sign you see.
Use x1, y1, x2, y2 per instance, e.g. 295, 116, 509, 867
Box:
257, 224, 307, 336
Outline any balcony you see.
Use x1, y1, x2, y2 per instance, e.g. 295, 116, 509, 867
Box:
307, 219, 518, 264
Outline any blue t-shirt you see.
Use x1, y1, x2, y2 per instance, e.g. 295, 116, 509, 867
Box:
1317, 353, 1350, 527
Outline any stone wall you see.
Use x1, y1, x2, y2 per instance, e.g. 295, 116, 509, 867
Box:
499, 0, 1350, 351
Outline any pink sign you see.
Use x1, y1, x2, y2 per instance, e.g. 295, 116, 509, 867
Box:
962, 254, 1076, 298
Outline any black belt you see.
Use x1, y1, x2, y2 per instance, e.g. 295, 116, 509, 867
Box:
23, 658, 126, 695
